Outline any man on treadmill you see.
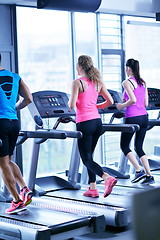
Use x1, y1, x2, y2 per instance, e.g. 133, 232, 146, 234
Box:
0, 53, 33, 214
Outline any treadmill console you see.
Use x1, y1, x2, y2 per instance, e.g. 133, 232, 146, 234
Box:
98, 89, 123, 114
97, 88, 160, 113
28, 91, 75, 118
147, 88, 160, 110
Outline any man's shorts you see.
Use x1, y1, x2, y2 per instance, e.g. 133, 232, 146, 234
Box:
0, 119, 20, 157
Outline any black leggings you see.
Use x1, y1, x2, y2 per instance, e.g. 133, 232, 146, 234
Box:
76, 118, 104, 184
121, 114, 148, 158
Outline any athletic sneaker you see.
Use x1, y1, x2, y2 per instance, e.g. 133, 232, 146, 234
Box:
141, 176, 155, 185
83, 187, 99, 198
20, 187, 33, 206
104, 176, 118, 197
131, 170, 146, 183
6, 201, 26, 214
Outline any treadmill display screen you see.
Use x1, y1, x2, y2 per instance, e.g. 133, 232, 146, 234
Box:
147, 88, 160, 110
38, 95, 66, 108
97, 89, 123, 114
32, 90, 75, 118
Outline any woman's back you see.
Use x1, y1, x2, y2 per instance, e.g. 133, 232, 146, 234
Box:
123, 77, 147, 118
76, 77, 100, 123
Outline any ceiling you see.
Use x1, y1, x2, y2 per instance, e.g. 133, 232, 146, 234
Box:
0, 0, 157, 17
0, 0, 36, 7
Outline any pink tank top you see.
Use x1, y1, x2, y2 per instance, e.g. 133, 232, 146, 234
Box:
123, 77, 147, 118
76, 77, 100, 123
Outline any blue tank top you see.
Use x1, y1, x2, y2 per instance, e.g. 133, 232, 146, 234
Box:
0, 69, 21, 119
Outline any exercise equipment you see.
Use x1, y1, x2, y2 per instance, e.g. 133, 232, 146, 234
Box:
118, 88, 160, 176
132, 187, 160, 240
0, 129, 105, 240
26, 90, 141, 228
147, 88, 160, 170
27, 90, 83, 193
0, 129, 68, 202
0, 200, 104, 240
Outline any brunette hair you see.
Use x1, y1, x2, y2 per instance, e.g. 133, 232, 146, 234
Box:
126, 58, 145, 86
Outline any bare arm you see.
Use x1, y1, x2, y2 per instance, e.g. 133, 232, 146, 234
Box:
97, 82, 114, 109
116, 80, 136, 110
15, 79, 33, 111
68, 80, 79, 109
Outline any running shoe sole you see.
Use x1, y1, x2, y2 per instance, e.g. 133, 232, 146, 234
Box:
141, 180, 155, 185
83, 193, 99, 198
104, 178, 118, 197
6, 207, 27, 214
131, 174, 146, 183
24, 192, 33, 206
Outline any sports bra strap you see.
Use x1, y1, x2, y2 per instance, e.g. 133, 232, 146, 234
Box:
128, 79, 136, 89
79, 79, 85, 92
79, 79, 98, 93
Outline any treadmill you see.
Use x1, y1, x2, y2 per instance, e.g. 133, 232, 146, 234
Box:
44, 89, 160, 231
23, 90, 144, 228
97, 89, 160, 196
117, 88, 160, 179
146, 88, 160, 170
97, 88, 160, 197
46, 103, 140, 227
0, 127, 105, 239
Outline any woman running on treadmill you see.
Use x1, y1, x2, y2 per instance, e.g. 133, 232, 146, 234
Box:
116, 58, 155, 185
0, 53, 33, 214
68, 55, 118, 198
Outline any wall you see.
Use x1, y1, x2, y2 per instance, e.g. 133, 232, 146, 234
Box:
98, 0, 156, 17
0, 5, 16, 71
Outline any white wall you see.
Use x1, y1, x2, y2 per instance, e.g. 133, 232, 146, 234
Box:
98, 0, 157, 17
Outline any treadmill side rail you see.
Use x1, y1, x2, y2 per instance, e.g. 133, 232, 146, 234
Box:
0, 220, 51, 240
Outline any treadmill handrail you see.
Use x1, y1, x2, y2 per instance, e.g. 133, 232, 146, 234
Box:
101, 124, 140, 135
147, 119, 160, 130
34, 129, 82, 144
16, 130, 67, 146
62, 129, 82, 139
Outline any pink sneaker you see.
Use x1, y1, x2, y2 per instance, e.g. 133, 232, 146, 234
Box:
20, 187, 33, 206
104, 176, 118, 197
6, 201, 26, 214
83, 187, 99, 198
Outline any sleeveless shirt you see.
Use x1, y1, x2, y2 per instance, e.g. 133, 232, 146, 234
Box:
76, 77, 100, 123
0, 69, 21, 119
123, 77, 147, 118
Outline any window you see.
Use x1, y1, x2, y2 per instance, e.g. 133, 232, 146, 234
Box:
124, 16, 160, 88
124, 16, 160, 157
16, 7, 99, 178
99, 13, 123, 165
16, 7, 73, 177
100, 14, 121, 50
74, 12, 98, 65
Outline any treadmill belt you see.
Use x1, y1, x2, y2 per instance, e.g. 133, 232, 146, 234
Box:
0, 202, 92, 228
46, 188, 132, 208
